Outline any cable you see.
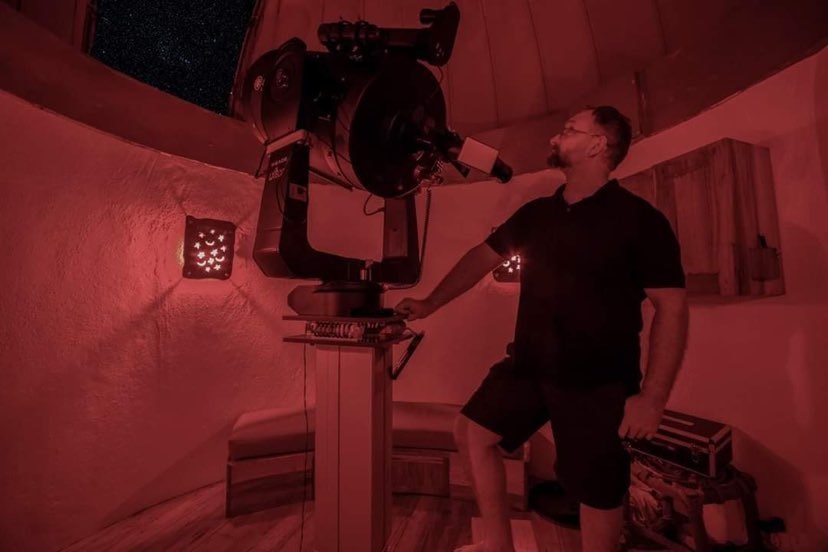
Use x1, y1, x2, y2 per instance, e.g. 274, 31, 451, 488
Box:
388, 326, 425, 380
330, 109, 359, 190
363, 193, 384, 216
386, 187, 432, 290
315, 134, 353, 165
298, 343, 310, 551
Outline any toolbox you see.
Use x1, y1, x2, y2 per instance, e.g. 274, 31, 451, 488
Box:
629, 409, 732, 478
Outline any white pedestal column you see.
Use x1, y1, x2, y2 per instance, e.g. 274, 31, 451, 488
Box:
313, 344, 393, 552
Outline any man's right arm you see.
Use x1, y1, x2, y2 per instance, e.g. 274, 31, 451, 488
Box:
394, 242, 505, 320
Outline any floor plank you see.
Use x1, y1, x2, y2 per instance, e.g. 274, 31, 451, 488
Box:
471, 517, 542, 552
60, 482, 578, 552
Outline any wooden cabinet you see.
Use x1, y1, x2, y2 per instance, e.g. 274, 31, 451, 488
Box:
620, 138, 784, 298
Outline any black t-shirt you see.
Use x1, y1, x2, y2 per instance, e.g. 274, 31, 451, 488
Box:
485, 179, 685, 392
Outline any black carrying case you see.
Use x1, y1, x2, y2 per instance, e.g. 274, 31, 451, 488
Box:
630, 409, 732, 478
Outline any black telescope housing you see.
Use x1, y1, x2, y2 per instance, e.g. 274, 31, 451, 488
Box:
238, 3, 512, 315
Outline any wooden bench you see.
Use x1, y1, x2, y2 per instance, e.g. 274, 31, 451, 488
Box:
226, 401, 530, 517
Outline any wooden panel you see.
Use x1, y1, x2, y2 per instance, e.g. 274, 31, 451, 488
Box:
322, 0, 362, 22
387, 495, 475, 552
708, 141, 738, 296
482, 0, 548, 124
619, 168, 656, 207
583, 0, 665, 80
229, 452, 314, 484
472, 518, 540, 552
671, 166, 718, 276
684, 273, 721, 295
730, 140, 785, 296
228, 467, 313, 516
392, 449, 450, 496
64, 482, 489, 552
442, 0, 499, 135
748, 145, 785, 296
270, 0, 326, 52
0, 4, 263, 175
573, 72, 642, 138
528, 0, 601, 111
627, 138, 784, 299
656, 142, 737, 295
21, 0, 78, 43
656, 141, 739, 296
653, 165, 677, 233
729, 140, 761, 295
362, 0, 404, 26
655, 0, 741, 53
643, 0, 828, 133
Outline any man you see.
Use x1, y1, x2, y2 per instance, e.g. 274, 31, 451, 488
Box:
395, 106, 689, 552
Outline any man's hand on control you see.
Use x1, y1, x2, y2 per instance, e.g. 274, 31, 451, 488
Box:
393, 298, 436, 321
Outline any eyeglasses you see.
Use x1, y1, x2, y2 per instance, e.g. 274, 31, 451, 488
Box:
557, 127, 615, 145
558, 127, 603, 138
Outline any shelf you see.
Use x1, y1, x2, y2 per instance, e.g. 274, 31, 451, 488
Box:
283, 314, 407, 324
283, 334, 412, 347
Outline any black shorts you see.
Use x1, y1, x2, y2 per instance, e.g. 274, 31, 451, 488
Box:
460, 356, 632, 510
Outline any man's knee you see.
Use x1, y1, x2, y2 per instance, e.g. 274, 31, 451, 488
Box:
557, 451, 630, 510
454, 414, 502, 451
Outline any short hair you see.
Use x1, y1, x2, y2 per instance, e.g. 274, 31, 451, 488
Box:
588, 105, 632, 169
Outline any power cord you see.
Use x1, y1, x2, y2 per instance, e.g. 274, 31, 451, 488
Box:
386, 187, 432, 290
389, 328, 425, 380
363, 193, 384, 216
298, 344, 310, 551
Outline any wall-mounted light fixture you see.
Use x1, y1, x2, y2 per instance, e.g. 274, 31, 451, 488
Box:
183, 216, 235, 279
492, 254, 521, 283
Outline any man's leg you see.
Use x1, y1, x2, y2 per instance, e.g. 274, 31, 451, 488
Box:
542, 382, 631, 552
454, 356, 547, 552
453, 414, 515, 552
580, 503, 624, 552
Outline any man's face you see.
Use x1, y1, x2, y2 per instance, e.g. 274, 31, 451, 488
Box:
546, 111, 607, 169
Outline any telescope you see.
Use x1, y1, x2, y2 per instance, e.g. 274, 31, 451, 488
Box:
239, 2, 512, 316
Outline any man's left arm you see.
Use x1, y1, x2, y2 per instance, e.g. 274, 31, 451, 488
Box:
618, 287, 689, 440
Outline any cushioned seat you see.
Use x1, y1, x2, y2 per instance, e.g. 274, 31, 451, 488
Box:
392, 401, 461, 450
228, 401, 521, 461
229, 408, 316, 461
226, 401, 530, 516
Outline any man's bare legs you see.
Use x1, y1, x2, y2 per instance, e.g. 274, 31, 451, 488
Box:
453, 414, 515, 552
580, 502, 624, 552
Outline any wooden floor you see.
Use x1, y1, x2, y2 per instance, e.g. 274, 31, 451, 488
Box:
62, 482, 544, 552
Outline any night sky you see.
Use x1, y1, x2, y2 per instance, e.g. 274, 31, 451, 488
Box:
90, 0, 256, 115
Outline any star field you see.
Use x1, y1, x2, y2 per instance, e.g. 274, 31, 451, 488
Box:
90, 0, 256, 115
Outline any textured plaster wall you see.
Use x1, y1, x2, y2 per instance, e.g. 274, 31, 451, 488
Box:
0, 92, 316, 551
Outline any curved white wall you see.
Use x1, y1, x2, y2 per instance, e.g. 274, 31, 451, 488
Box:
0, 92, 313, 551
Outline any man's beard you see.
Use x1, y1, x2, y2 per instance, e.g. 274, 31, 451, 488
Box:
546, 148, 570, 168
